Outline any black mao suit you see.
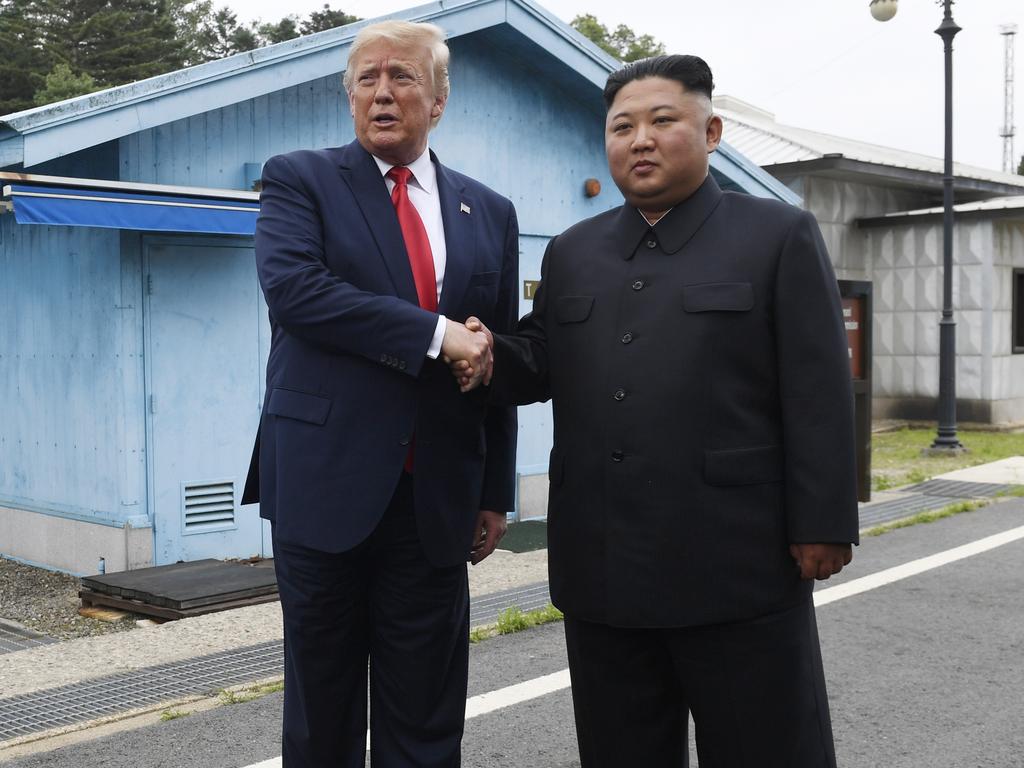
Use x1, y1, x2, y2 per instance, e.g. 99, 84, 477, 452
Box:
490, 174, 858, 766
244, 141, 519, 767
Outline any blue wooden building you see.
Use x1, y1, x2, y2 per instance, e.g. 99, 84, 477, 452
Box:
0, 0, 796, 574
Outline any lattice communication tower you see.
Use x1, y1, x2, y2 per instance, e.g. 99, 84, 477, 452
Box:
1001, 24, 1017, 173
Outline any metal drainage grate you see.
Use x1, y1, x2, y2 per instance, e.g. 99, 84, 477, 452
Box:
0, 620, 55, 656
903, 479, 1013, 499
859, 494, 956, 528
0, 640, 283, 742
470, 582, 552, 627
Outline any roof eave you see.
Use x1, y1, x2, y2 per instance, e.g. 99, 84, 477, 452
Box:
0, 0, 618, 169
763, 157, 1024, 199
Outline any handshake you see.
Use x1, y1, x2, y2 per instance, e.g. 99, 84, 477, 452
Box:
441, 316, 493, 393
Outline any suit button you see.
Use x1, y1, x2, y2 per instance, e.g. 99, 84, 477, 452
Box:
621, 332, 633, 344
611, 450, 624, 462
399, 360, 406, 370
613, 388, 626, 401
646, 239, 657, 249
399, 436, 411, 446
632, 280, 644, 291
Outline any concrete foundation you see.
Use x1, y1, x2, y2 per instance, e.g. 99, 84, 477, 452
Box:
0, 505, 153, 576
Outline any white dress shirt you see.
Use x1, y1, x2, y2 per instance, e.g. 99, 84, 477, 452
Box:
373, 148, 448, 359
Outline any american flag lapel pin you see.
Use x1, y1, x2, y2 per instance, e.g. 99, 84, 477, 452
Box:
460, 202, 471, 215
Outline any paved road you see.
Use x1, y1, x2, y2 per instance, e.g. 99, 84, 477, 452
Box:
5, 500, 1023, 767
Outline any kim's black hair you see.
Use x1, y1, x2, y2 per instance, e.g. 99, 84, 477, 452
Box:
603, 55, 714, 109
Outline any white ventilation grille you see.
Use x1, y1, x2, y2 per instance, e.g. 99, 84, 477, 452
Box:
183, 481, 235, 531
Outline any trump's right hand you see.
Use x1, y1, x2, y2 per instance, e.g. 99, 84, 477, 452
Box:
441, 318, 492, 392
447, 316, 493, 392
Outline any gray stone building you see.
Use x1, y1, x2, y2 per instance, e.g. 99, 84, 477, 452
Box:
716, 96, 1024, 425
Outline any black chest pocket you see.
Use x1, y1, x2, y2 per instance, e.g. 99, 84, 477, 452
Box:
555, 296, 595, 323
682, 282, 753, 312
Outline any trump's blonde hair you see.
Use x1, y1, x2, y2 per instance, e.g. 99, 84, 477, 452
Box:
344, 20, 450, 127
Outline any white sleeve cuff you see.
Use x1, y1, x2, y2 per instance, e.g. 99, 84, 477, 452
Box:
426, 314, 447, 359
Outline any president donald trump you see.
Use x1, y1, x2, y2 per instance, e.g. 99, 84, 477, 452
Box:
245, 20, 519, 767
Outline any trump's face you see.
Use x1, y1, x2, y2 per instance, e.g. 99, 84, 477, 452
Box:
605, 76, 722, 219
348, 39, 446, 166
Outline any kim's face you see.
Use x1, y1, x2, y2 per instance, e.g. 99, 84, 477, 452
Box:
605, 77, 722, 217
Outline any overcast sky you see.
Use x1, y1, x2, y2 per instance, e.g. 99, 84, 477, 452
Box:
225, 0, 1023, 173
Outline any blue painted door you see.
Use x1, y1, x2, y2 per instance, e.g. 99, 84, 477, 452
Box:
145, 239, 265, 564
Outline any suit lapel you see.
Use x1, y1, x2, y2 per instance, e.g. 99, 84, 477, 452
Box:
434, 154, 475, 317
334, 141, 419, 305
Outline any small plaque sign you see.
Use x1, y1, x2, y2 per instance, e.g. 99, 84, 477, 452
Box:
523, 280, 540, 300
842, 297, 864, 380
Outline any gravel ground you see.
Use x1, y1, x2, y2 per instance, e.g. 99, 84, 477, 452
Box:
0, 546, 548, 644
0, 558, 137, 641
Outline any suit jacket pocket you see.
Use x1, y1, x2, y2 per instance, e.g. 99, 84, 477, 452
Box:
469, 270, 500, 287
704, 445, 782, 486
555, 296, 594, 324
682, 282, 754, 312
267, 387, 332, 425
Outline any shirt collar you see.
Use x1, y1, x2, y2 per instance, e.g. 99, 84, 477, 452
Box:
372, 147, 437, 195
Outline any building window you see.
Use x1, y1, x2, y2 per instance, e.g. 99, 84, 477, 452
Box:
1015, 269, 1024, 354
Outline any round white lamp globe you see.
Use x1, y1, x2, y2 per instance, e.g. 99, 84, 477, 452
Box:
869, 0, 898, 22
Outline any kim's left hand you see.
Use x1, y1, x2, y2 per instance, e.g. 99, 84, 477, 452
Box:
789, 542, 853, 580
470, 509, 507, 565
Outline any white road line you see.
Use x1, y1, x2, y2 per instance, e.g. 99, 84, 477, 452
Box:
465, 669, 571, 719
813, 524, 1024, 607
242, 523, 1024, 768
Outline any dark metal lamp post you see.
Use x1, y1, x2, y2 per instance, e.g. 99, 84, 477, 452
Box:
871, 0, 964, 452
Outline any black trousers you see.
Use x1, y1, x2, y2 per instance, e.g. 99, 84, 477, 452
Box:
563, 598, 837, 768
273, 473, 470, 767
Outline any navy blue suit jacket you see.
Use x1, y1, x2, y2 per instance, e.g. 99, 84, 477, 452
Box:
243, 140, 519, 566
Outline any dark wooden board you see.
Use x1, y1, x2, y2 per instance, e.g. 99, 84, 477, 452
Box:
79, 588, 280, 621
81, 559, 278, 610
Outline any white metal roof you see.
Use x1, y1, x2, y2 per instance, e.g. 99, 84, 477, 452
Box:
873, 195, 1024, 221
713, 95, 1024, 189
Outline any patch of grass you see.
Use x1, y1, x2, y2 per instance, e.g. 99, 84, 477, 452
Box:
218, 679, 284, 705
864, 500, 988, 537
995, 485, 1024, 498
470, 603, 565, 643
870, 428, 1024, 491
159, 708, 190, 722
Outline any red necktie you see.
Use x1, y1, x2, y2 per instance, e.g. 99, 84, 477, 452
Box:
387, 166, 438, 312
388, 167, 437, 473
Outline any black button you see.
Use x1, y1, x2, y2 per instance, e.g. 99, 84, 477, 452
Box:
646, 240, 657, 249
611, 450, 624, 462
632, 280, 644, 291
621, 332, 633, 344
399, 436, 411, 446
614, 388, 626, 401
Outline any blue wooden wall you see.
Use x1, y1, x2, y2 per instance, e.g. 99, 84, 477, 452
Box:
0, 216, 147, 526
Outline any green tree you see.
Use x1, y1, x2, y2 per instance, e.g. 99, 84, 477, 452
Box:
300, 4, 359, 34
36, 0, 188, 89
32, 62, 98, 105
258, 14, 300, 44
0, 0, 50, 114
570, 14, 665, 62
186, 5, 260, 60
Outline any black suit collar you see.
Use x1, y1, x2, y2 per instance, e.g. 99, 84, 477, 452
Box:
614, 173, 723, 258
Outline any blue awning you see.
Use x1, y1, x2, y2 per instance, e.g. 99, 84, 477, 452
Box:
3, 184, 259, 235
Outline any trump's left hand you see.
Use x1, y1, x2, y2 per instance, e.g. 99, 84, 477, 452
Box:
470, 509, 507, 565
789, 542, 853, 580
